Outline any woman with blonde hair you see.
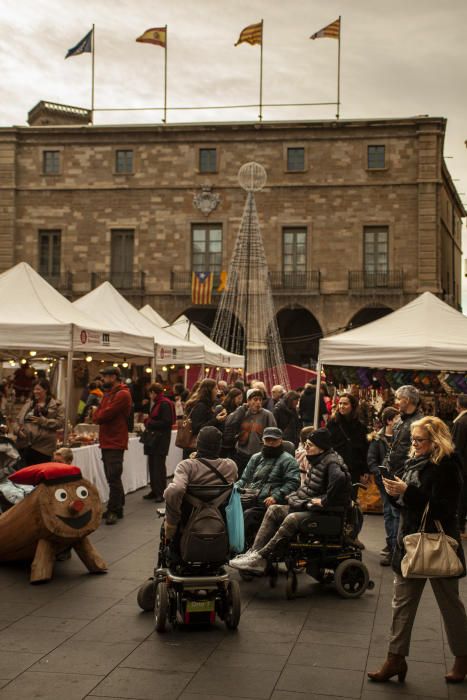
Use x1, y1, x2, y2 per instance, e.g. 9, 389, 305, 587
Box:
368, 415, 467, 685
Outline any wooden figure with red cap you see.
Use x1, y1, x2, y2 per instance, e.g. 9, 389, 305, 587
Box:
0, 462, 107, 583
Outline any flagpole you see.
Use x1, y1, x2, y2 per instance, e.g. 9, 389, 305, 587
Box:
336, 16, 341, 119
163, 25, 168, 123
259, 19, 264, 121
91, 24, 95, 124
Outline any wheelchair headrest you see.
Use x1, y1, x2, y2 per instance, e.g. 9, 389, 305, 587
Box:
185, 483, 232, 503
282, 440, 295, 456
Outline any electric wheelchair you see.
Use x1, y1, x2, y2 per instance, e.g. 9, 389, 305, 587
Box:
265, 504, 375, 599
137, 483, 241, 632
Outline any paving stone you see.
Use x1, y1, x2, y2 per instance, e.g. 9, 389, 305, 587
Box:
186, 665, 281, 699
30, 639, 137, 676
0, 650, 43, 679
289, 641, 369, 670
0, 671, 103, 699
205, 649, 288, 672
91, 667, 193, 699
272, 693, 354, 700
72, 609, 153, 644
298, 627, 371, 649
30, 594, 114, 620
217, 629, 297, 656
0, 626, 78, 654
120, 638, 217, 672
277, 664, 364, 698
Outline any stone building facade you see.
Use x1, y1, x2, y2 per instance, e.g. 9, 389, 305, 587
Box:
0, 105, 463, 365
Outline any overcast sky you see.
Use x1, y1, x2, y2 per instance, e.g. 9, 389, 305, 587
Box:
2, 0, 467, 305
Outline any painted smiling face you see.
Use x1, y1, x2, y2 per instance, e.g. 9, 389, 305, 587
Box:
38, 478, 103, 540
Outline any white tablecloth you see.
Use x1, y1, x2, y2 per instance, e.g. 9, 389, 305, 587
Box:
72, 431, 183, 502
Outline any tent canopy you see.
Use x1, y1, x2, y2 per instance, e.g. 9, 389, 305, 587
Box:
319, 292, 467, 371
162, 313, 244, 369
74, 283, 205, 364
0, 263, 153, 357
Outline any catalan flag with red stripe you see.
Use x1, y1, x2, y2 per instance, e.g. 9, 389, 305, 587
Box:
235, 21, 262, 46
192, 272, 213, 305
310, 17, 340, 40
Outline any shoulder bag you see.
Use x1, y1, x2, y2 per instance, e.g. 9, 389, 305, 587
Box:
401, 502, 463, 579
175, 416, 196, 450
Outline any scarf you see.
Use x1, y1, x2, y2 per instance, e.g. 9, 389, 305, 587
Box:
401, 454, 431, 489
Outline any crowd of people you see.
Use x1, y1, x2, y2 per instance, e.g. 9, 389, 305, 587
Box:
1, 370, 466, 684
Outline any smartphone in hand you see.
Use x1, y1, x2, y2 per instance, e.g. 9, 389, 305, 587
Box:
377, 465, 391, 478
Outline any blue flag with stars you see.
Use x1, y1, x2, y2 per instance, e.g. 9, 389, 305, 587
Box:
65, 29, 93, 59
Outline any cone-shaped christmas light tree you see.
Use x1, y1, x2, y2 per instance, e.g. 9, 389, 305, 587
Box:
211, 162, 289, 390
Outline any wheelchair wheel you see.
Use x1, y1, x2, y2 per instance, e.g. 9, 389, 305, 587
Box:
334, 559, 369, 599
137, 578, 155, 612
286, 571, 298, 600
225, 580, 241, 630
154, 581, 169, 632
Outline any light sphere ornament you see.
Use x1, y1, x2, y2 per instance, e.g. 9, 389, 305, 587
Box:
238, 162, 267, 192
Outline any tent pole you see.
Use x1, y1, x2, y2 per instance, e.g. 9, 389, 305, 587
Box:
313, 360, 323, 429
64, 350, 74, 442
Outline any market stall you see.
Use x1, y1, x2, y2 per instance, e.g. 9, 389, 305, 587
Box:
71, 431, 182, 502
74, 283, 207, 366
141, 307, 245, 370
0, 263, 154, 435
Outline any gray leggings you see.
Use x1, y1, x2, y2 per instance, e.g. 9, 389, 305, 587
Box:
253, 504, 312, 557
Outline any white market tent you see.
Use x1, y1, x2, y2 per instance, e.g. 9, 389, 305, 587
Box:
74, 283, 206, 365
313, 292, 467, 423
0, 263, 154, 436
0, 263, 154, 358
140, 306, 245, 369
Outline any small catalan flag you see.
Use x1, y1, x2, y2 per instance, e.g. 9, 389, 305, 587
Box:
310, 18, 340, 40
235, 21, 262, 46
191, 272, 213, 305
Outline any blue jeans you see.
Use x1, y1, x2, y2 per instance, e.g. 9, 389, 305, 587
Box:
374, 472, 399, 551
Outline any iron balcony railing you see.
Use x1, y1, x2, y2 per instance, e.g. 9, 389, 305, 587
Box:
170, 269, 320, 293
91, 271, 146, 292
269, 270, 320, 291
348, 270, 404, 290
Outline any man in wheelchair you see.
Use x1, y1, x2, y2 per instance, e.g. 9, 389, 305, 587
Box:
229, 427, 352, 575
236, 426, 300, 546
163, 425, 237, 563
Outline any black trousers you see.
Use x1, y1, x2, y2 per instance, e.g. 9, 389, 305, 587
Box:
147, 453, 167, 498
101, 448, 125, 514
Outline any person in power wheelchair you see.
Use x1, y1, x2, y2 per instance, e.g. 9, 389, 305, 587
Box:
236, 426, 300, 546
137, 426, 241, 631
229, 427, 374, 598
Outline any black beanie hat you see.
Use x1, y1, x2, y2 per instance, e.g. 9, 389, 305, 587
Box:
196, 426, 223, 458
307, 428, 332, 452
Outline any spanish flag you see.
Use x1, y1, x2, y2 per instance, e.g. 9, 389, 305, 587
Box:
136, 27, 167, 48
235, 21, 262, 46
310, 17, 340, 40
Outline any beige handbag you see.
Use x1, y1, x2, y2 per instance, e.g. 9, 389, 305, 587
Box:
401, 503, 463, 579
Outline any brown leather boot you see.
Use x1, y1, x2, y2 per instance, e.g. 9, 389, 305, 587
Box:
445, 656, 467, 683
367, 653, 407, 682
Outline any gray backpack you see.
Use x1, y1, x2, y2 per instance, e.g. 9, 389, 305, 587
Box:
179, 459, 232, 563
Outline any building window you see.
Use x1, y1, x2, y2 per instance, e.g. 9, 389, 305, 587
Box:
199, 148, 217, 173
42, 150, 60, 175
287, 147, 305, 171
192, 224, 222, 282
364, 226, 388, 276
38, 230, 61, 279
283, 228, 306, 274
367, 145, 386, 169
115, 149, 134, 174
111, 229, 134, 287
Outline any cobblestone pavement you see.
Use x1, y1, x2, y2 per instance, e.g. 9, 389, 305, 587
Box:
0, 491, 465, 700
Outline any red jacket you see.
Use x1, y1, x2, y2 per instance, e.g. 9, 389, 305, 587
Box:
94, 383, 132, 450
